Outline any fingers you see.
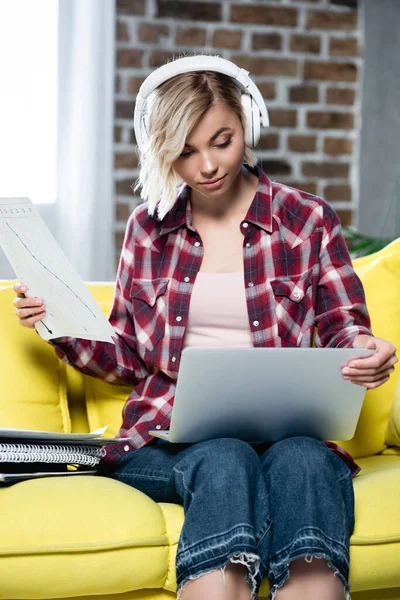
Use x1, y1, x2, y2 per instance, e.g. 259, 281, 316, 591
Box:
343, 347, 398, 379
12, 282, 46, 328
13, 282, 27, 298
343, 359, 397, 379
344, 368, 395, 384
351, 375, 391, 390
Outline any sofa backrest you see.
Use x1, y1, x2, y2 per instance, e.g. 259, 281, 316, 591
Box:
0, 285, 71, 433
1, 237, 399, 457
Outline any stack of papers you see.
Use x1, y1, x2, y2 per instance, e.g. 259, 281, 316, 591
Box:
0, 426, 126, 483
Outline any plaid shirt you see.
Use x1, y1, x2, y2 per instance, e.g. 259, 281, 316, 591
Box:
52, 165, 372, 475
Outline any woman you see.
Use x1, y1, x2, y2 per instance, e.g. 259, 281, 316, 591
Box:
13, 55, 397, 600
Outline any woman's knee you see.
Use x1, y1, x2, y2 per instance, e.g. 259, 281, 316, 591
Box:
260, 436, 336, 479
176, 438, 263, 491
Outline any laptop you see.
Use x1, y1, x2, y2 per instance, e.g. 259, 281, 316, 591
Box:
149, 347, 375, 443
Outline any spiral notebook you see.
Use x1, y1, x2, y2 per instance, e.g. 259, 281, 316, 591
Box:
0, 442, 104, 468
0, 427, 125, 482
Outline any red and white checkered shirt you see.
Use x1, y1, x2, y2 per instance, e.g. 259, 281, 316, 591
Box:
52, 165, 372, 474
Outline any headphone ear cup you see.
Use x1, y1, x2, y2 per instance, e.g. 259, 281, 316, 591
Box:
241, 93, 254, 147
251, 97, 261, 147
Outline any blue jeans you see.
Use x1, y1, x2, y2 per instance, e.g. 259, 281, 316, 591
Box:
108, 436, 354, 599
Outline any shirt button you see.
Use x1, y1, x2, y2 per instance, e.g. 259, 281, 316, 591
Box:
292, 291, 301, 299
246, 243, 251, 248
184, 276, 190, 283
149, 296, 156, 306
194, 241, 200, 247
156, 425, 162, 430
248, 282, 254, 287
253, 320, 260, 327
124, 445, 130, 452
176, 316, 182, 322
171, 356, 177, 363
242, 222, 249, 229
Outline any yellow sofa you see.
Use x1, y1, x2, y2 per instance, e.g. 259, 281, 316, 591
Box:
1, 239, 400, 600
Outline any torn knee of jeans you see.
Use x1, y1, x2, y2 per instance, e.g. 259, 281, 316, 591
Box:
176, 552, 261, 600
269, 555, 351, 600
229, 551, 261, 600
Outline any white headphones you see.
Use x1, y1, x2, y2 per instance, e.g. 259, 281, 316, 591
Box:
133, 55, 270, 152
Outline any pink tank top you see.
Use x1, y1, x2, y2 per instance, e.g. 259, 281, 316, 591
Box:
182, 271, 253, 349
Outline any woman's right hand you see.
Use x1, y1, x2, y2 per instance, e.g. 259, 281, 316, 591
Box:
13, 283, 46, 328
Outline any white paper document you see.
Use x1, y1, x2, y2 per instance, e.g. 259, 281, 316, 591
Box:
0, 426, 126, 445
0, 197, 116, 343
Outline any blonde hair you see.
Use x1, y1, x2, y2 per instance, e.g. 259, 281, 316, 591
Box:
133, 56, 258, 220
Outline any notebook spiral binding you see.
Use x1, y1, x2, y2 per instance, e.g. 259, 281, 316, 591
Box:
0, 444, 105, 467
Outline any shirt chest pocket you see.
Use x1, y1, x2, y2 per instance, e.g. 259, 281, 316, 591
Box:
130, 278, 169, 353
269, 270, 314, 346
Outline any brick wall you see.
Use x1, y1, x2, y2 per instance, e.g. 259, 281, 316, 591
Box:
114, 0, 362, 266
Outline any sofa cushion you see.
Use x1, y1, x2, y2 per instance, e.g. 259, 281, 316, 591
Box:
334, 239, 400, 458
349, 454, 400, 592
386, 367, 400, 448
0, 282, 70, 433
0, 475, 173, 599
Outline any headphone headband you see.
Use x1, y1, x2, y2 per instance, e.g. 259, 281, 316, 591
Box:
134, 55, 269, 152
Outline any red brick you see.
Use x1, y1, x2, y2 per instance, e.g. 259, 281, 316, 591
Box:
117, 0, 145, 15
260, 160, 292, 176
302, 161, 349, 178
288, 135, 317, 153
233, 56, 297, 77
257, 133, 280, 151
256, 82, 276, 100
326, 87, 355, 105
324, 138, 353, 155
115, 153, 139, 169
324, 184, 352, 201
212, 29, 242, 49
289, 85, 319, 103
127, 76, 145, 95
290, 34, 321, 54
114, 126, 122, 143
176, 27, 207, 46
149, 50, 178, 69
304, 61, 357, 82
116, 180, 134, 195
117, 21, 129, 41
138, 23, 169, 43
157, 0, 221, 21
269, 109, 297, 128
117, 49, 143, 68
252, 33, 282, 51
116, 101, 134, 119
231, 5, 297, 26
285, 181, 318, 195
307, 111, 354, 129
116, 203, 131, 221
307, 9, 358, 30
336, 209, 353, 226
329, 37, 359, 57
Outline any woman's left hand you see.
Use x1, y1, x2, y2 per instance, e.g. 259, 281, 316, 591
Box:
341, 335, 398, 389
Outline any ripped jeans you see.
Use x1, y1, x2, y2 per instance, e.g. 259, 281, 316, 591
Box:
109, 436, 355, 599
